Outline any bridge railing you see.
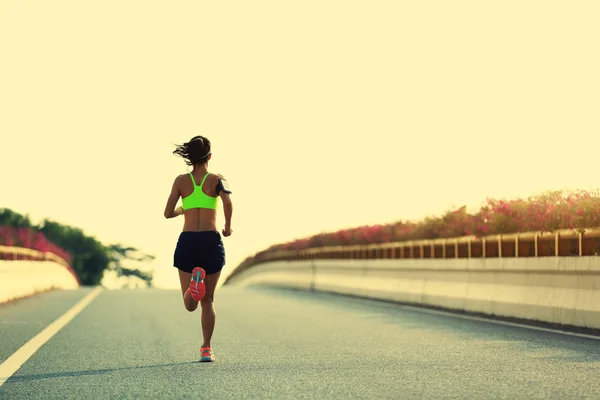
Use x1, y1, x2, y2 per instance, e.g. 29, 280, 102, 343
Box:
226, 227, 600, 330
0, 245, 80, 285
230, 227, 600, 279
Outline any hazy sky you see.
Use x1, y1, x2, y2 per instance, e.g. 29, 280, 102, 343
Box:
1, 1, 599, 289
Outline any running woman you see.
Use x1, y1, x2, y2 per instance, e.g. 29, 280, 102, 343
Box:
164, 135, 233, 362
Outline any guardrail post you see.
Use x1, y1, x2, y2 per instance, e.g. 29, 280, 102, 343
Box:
482, 238, 486, 258
579, 232, 583, 256
468, 239, 472, 258
555, 232, 560, 256
498, 235, 502, 258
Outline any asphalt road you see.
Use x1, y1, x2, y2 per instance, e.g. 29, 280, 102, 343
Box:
1, 286, 599, 399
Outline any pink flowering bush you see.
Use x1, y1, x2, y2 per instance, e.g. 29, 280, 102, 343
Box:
0, 226, 72, 264
476, 189, 600, 235
239, 189, 600, 268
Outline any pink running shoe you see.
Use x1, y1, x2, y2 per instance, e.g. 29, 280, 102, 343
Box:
200, 347, 215, 362
188, 267, 206, 302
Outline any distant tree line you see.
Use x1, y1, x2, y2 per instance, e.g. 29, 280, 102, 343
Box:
0, 208, 154, 286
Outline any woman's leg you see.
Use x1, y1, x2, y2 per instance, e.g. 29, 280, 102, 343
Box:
200, 271, 221, 348
178, 269, 199, 312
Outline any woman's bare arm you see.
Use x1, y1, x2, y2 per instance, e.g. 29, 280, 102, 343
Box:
164, 177, 184, 219
219, 191, 233, 236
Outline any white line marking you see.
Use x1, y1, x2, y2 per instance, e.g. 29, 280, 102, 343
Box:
0, 287, 103, 388
397, 303, 600, 341
312, 289, 600, 341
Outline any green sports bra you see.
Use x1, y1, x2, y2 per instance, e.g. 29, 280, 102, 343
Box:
181, 172, 218, 210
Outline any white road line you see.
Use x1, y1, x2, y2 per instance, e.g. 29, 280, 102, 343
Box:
398, 304, 600, 341
0, 287, 103, 388
315, 290, 600, 341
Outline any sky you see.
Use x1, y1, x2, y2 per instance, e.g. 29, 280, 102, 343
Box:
1, 1, 599, 289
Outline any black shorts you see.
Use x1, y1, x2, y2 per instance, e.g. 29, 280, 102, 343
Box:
173, 231, 226, 275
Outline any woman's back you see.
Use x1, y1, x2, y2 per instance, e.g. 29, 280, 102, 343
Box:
164, 134, 233, 235
178, 170, 221, 232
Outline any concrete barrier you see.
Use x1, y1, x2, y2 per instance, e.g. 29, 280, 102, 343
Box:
227, 260, 314, 291
0, 260, 80, 304
226, 257, 600, 330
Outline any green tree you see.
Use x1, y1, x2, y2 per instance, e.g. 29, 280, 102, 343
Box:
37, 219, 110, 285
0, 208, 154, 286
0, 208, 32, 228
107, 244, 155, 287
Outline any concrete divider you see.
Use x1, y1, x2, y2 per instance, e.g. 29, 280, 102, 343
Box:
227, 260, 314, 291
0, 260, 80, 304
226, 257, 600, 330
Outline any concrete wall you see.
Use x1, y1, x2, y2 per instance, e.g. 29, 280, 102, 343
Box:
226, 257, 600, 330
0, 260, 80, 304
228, 261, 314, 291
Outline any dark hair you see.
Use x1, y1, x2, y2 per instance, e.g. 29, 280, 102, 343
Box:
173, 136, 212, 166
